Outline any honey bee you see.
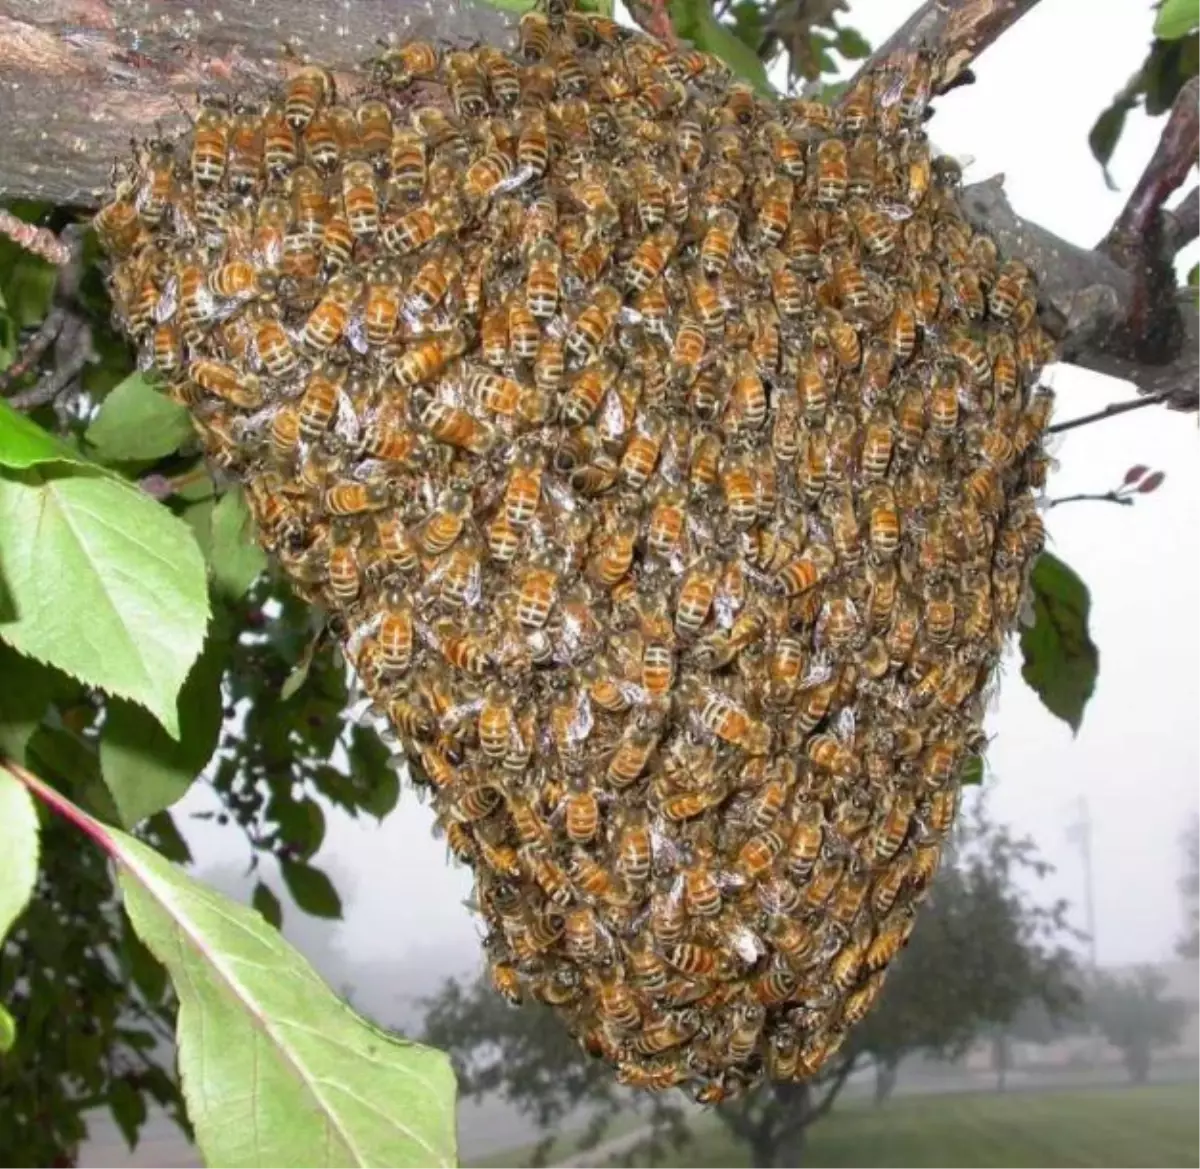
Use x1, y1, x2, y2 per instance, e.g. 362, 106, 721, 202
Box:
516, 238, 563, 321
666, 942, 736, 982
748, 177, 791, 249
698, 208, 739, 277
394, 326, 467, 388
302, 105, 350, 174
634, 1010, 700, 1057
190, 358, 263, 409
381, 201, 439, 255
667, 315, 708, 388
325, 523, 361, 605
830, 247, 870, 316
584, 515, 635, 588
330, 160, 379, 241
560, 359, 615, 427
567, 286, 620, 364
613, 809, 653, 887
775, 541, 835, 598
675, 555, 720, 635
418, 394, 493, 456
284, 65, 334, 131
190, 102, 230, 188
883, 591, 919, 666
814, 138, 848, 204
374, 40, 439, 88
627, 227, 678, 293
303, 273, 361, 352
607, 717, 660, 789
441, 50, 488, 118
795, 350, 830, 427
856, 487, 898, 565
325, 480, 389, 516
132, 139, 177, 226
148, 319, 182, 376
507, 297, 540, 362
896, 381, 927, 454
617, 410, 665, 487
682, 848, 722, 918
865, 906, 917, 974
949, 327, 991, 385
293, 364, 341, 438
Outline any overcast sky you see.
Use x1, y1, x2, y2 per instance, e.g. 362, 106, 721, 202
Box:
180, 0, 1199, 982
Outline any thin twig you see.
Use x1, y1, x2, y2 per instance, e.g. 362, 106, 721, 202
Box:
0, 208, 72, 266
808, 1054, 858, 1123
843, 0, 1044, 100
3, 223, 93, 412
1047, 390, 1175, 434
1044, 492, 1134, 510
0, 307, 68, 395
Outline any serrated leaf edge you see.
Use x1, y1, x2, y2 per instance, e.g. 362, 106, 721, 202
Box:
116, 837, 450, 1167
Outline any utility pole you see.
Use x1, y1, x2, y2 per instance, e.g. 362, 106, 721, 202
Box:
1065, 796, 1098, 968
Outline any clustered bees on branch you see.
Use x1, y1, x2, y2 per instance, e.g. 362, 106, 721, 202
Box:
95, 0, 1056, 1104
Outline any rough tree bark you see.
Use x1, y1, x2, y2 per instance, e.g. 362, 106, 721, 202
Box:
0, 0, 1195, 413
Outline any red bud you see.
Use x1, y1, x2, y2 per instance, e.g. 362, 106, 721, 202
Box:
1137, 470, 1165, 494
1123, 464, 1149, 485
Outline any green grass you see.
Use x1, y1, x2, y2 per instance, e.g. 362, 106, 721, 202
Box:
476, 1108, 652, 1168
480, 1082, 1200, 1167
663, 1084, 1200, 1168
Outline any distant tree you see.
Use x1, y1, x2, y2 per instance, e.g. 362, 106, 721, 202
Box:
1085, 968, 1192, 1084
1178, 815, 1199, 959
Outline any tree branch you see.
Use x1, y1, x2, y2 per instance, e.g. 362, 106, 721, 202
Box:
0, 0, 1194, 416
959, 178, 1198, 412
1091, 78, 1199, 381
1164, 187, 1199, 255
845, 0, 1044, 96
806, 1054, 858, 1124
0, 0, 515, 207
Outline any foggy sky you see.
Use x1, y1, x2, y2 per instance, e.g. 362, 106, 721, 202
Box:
176, 0, 1200, 984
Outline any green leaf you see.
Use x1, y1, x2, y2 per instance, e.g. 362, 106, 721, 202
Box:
1088, 94, 1136, 189
1019, 552, 1100, 735
0, 1004, 14, 1053
669, 0, 773, 92
1155, 0, 1199, 40
280, 624, 328, 701
253, 881, 283, 930
959, 755, 984, 786
209, 487, 268, 602
0, 467, 210, 739
109, 827, 457, 1167
0, 765, 40, 1053
85, 373, 193, 463
0, 642, 53, 764
0, 399, 92, 471
109, 1076, 148, 1150
0, 765, 39, 940
0, 240, 56, 328
350, 726, 400, 821
728, 1, 766, 53
835, 26, 871, 59
99, 634, 225, 827
280, 858, 343, 919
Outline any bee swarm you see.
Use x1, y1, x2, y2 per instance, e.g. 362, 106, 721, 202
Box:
96, 2, 1056, 1103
